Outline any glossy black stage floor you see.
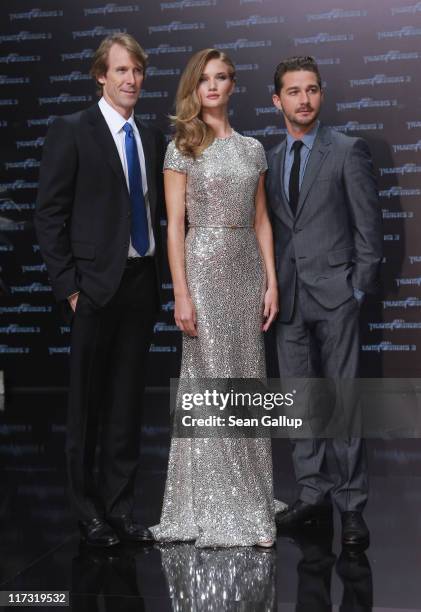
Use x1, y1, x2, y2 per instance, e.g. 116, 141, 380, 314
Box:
1, 391, 420, 611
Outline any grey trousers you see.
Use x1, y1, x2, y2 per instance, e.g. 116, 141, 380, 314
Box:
276, 280, 368, 512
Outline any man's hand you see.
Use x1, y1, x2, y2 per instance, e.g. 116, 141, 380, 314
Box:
353, 287, 365, 305
68, 292, 80, 312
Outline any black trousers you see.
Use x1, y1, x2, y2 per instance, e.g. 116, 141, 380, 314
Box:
67, 258, 158, 522
276, 279, 368, 512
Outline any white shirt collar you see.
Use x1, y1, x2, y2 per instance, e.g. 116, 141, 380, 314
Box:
98, 96, 136, 135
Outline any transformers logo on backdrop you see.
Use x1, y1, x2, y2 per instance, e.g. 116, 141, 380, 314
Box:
0, 0, 420, 387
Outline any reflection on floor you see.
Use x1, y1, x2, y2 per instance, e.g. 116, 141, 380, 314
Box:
1, 391, 420, 611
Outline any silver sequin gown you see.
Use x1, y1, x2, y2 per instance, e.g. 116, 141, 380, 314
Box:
159, 544, 277, 611
151, 131, 285, 547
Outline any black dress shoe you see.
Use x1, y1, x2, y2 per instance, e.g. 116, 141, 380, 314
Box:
107, 515, 154, 543
276, 500, 333, 531
78, 517, 120, 548
341, 511, 370, 549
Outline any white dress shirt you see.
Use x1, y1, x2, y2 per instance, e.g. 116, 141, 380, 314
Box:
98, 96, 155, 257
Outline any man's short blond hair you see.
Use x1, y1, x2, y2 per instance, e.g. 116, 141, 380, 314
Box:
90, 33, 148, 93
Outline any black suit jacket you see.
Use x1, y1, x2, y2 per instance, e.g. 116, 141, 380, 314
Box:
35, 103, 165, 308
266, 125, 383, 322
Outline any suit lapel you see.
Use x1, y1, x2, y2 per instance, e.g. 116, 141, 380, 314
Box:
278, 141, 293, 220
296, 125, 331, 218
269, 140, 294, 223
135, 119, 156, 220
86, 105, 129, 195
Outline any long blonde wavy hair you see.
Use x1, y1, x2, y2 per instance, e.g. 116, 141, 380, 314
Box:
172, 48, 236, 158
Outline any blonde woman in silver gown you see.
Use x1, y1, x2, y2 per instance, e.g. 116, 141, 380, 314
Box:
151, 49, 285, 548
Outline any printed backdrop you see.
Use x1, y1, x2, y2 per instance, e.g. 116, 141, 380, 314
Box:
0, 0, 420, 387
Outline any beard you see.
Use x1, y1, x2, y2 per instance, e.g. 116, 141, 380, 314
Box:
284, 106, 320, 128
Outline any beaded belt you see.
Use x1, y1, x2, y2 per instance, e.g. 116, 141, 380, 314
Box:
188, 224, 253, 229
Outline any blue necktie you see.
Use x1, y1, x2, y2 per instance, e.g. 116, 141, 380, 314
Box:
123, 122, 150, 256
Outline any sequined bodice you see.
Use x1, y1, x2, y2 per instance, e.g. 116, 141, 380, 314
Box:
164, 131, 267, 227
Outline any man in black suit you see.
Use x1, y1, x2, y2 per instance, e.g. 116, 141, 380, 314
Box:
266, 57, 382, 547
35, 34, 165, 546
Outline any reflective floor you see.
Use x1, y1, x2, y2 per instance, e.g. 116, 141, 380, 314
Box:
1, 392, 420, 611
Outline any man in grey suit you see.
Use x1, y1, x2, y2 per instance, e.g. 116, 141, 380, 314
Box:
266, 56, 382, 547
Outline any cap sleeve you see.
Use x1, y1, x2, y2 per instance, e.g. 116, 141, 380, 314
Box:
163, 140, 190, 174
255, 140, 268, 174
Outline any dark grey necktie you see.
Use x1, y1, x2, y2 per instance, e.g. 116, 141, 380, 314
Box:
289, 140, 303, 216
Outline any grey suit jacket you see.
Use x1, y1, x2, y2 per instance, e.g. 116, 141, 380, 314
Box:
266, 124, 383, 322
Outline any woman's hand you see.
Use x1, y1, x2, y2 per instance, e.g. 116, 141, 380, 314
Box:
262, 285, 279, 332
175, 294, 198, 337
254, 174, 279, 332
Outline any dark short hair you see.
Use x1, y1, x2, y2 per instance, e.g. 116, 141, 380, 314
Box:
273, 56, 322, 94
